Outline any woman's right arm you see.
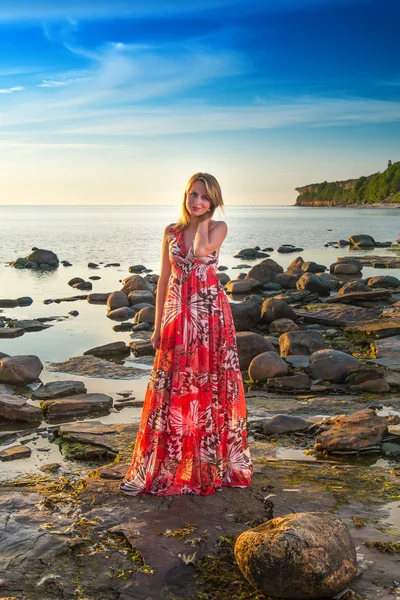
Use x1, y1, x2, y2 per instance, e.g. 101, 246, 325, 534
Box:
151, 224, 173, 349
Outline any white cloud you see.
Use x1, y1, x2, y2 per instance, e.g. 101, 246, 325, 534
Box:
0, 86, 24, 94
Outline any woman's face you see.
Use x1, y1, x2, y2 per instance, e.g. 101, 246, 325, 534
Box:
185, 180, 212, 219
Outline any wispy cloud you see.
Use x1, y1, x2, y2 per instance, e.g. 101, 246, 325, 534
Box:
0, 86, 24, 94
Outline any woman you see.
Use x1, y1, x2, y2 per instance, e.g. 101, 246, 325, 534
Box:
120, 173, 252, 496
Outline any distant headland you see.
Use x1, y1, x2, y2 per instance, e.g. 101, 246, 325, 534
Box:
295, 160, 400, 207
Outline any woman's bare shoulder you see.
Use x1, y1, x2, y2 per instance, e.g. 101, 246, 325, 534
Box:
210, 220, 227, 232
164, 222, 177, 235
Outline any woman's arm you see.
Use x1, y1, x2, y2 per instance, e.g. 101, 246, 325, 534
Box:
151, 224, 173, 348
193, 219, 227, 258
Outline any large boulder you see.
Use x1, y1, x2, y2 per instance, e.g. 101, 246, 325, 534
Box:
301, 261, 326, 273
349, 234, 375, 248
367, 275, 400, 289
248, 351, 289, 382
0, 355, 43, 384
107, 307, 136, 322
236, 332, 276, 370
261, 414, 309, 435
226, 279, 262, 294
107, 291, 129, 311
134, 306, 156, 325
315, 409, 387, 452
128, 290, 155, 306
246, 260, 283, 284
230, 302, 261, 331
274, 273, 299, 289
309, 349, 359, 382
279, 331, 326, 356
296, 273, 331, 296
338, 280, 369, 295
261, 298, 297, 325
25, 248, 59, 266
0, 394, 43, 422
286, 256, 304, 274
121, 274, 153, 294
269, 318, 299, 335
234, 512, 357, 599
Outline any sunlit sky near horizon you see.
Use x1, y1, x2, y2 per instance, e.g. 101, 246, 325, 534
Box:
0, 0, 399, 206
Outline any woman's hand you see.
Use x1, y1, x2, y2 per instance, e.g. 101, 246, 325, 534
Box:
151, 328, 161, 350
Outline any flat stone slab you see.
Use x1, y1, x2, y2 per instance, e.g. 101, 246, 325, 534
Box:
59, 423, 138, 455
0, 394, 43, 422
8, 319, 52, 332
0, 327, 24, 339
31, 380, 87, 400
282, 355, 310, 369
366, 358, 400, 372
83, 341, 130, 357
326, 290, 391, 304
371, 335, 400, 358
345, 317, 400, 339
343, 254, 400, 267
41, 393, 113, 419
47, 355, 151, 379
0, 445, 32, 461
297, 304, 381, 326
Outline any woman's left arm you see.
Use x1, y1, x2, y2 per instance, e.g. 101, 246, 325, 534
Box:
193, 219, 228, 258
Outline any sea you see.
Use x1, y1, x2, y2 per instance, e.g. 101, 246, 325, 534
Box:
1, 204, 400, 430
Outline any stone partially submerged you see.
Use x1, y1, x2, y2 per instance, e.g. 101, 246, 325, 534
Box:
315, 409, 387, 453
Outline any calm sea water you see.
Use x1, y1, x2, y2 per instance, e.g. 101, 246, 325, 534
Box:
1, 205, 400, 429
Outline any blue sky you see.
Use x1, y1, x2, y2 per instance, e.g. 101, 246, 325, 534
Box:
0, 0, 399, 205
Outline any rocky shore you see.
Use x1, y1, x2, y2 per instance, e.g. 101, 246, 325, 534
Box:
1, 237, 400, 600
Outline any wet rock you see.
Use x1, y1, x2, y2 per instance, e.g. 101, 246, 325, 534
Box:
226, 279, 262, 294
134, 306, 155, 325
129, 339, 156, 357
372, 335, 400, 359
338, 239, 350, 247
249, 351, 289, 382
230, 302, 261, 331
333, 262, 362, 275
296, 273, 331, 296
8, 319, 51, 332
0, 299, 18, 308
128, 290, 155, 306
217, 272, 230, 285
261, 298, 297, 324
0, 327, 25, 339
310, 349, 359, 382
269, 318, 299, 334
349, 234, 375, 248
0, 355, 43, 384
68, 277, 85, 287
315, 409, 387, 452
367, 275, 400, 289
107, 307, 136, 322
0, 394, 43, 422
338, 280, 369, 295
41, 393, 113, 419
262, 414, 309, 434
279, 331, 326, 356
83, 341, 130, 358
16, 297, 33, 307
87, 293, 111, 304
345, 368, 391, 392
26, 248, 59, 265
301, 261, 326, 273
267, 374, 310, 391
121, 274, 154, 294
246, 260, 283, 284
234, 512, 357, 599
346, 317, 400, 339
327, 289, 390, 304
68, 310, 79, 316
274, 273, 299, 289
47, 355, 151, 379
236, 332, 276, 370
277, 245, 304, 254
297, 303, 380, 326
234, 248, 269, 259
31, 380, 87, 400
73, 281, 92, 291
107, 291, 129, 311
0, 445, 32, 461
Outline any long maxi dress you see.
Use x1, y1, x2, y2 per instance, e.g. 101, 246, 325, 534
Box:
120, 225, 252, 496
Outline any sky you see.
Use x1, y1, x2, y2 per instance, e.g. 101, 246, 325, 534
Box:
0, 0, 399, 205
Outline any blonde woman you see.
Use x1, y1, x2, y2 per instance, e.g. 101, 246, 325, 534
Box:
120, 173, 252, 496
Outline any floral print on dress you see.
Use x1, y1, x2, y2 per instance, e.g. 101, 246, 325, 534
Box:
120, 225, 252, 496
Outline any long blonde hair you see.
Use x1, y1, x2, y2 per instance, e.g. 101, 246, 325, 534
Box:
176, 172, 224, 230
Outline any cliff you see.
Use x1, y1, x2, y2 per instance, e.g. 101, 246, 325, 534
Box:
295, 161, 400, 206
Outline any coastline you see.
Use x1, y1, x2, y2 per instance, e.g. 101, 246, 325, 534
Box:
294, 202, 400, 209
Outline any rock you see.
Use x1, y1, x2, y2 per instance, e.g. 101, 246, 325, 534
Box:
273, 273, 299, 289
16, 297, 33, 307
234, 512, 357, 599
301, 261, 326, 273
226, 279, 262, 294
128, 290, 155, 306
277, 245, 303, 254
262, 414, 309, 434
0, 355, 43, 384
132, 322, 151, 331
315, 409, 387, 452
333, 262, 362, 275
73, 281, 92, 291
8, 319, 51, 332
31, 380, 87, 400
248, 351, 289, 382
316, 272, 341, 290
345, 317, 400, 339
26, 248, 59, 265
345, 368, 391, 392
367, 275, 400, 289
129, 340, 156, 357
338, 280, 369, 294
296, 273, 331, 296
283, 355, 310, 369
134, 306, 155, 325
129, 264, 147, 273
267, 374, 310, 391
349, 234, 375, 248
236, 332, 276, 370
121, 274, 153, 294
217, 272, 230, 285
234, 248, 269, 259
69, 310, 79, 316
327, 289, 390, 304
263, 282, 282, 291
87, 293, 111, 304
279, 331, 326, 356
41, 393, 113, 419
107, 307, 136, 322
309, 349, 359, 382
47, 355, 151, 379
371, 335, 400, 359
83, 341, 130, 358
297, 303, 380, 326
230, 302, 261, 331
107, 291, 129, 311
218, 265, 228, 271
269, 318, 299, 334
338, 239, 350, 247
286, 256, 304, 274
261, 298, 297, 324
0, 328, 25, 339
0, 445, 32, 461
0, 394, 43, 422
68, 277, 85, 287
381, 442, 400, 458
244, 294, 263, 305
245, 260, 283, 285
0, 299, 18, 308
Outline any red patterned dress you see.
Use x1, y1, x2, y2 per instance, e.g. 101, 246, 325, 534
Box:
120, 225, 252, 496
